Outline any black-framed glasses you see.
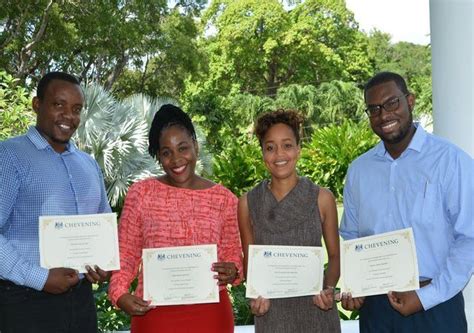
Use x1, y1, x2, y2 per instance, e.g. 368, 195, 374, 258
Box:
365, 94, 409, 118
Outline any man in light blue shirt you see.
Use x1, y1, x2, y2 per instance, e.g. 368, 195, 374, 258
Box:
0, 72, 112, 332
340, 72, 473, 332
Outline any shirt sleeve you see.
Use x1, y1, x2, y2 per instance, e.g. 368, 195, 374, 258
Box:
93, 160, 112, 213
0, 145, 49, 290
340, 165, 360, 241
218, 190, 244, 285
416, 153, 474, 310
108, 182, 144, 306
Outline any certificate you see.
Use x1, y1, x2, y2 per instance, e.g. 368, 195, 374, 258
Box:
246, 245, 324, 299
341, 228, 419, 297
39, 213, 120, 273
142, 244, 219, 306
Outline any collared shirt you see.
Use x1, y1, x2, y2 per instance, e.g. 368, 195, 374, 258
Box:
0, 126, 111, 291
340, 124, 474, 310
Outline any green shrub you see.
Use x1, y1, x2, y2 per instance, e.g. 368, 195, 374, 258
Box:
94, 282, 130, 332
0, 71, 34, 141
229, 284, 254, 325
299, 120, 378, 200
209, 130, 268, 197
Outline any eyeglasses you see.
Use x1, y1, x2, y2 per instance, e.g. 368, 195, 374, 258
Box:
365, 94, 409, 118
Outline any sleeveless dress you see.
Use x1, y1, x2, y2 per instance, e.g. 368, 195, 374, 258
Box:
247, 177, 341, 333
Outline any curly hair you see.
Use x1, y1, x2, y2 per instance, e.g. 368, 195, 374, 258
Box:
255, 109, 304, 146
148, 104, 196, 158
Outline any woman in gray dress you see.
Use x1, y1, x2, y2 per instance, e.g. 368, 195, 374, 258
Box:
238, 110, 341, 332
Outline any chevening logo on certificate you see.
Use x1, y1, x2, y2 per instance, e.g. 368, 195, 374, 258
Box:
246, 245, 324, 299
39, 213, 120, 273
142, 244, 219, 306
341, 228, 419, 297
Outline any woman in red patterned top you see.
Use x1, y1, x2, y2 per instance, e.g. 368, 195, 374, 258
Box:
108, 104, 243, 333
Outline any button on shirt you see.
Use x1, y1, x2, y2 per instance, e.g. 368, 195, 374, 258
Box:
0, 127, 111, 291
340, 125, 474, 310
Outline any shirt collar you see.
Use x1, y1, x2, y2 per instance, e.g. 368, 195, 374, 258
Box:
27, 126, 76, 153
406, 123, 427, 153
373, 123, 427, 158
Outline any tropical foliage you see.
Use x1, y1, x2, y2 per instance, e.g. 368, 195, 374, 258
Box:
0, 0, 205, 95
299, 120, 378, 200
74, 85, 162, 210
94, 283, 130, 332
0, 71, 34, 141
209, 130, 267, 197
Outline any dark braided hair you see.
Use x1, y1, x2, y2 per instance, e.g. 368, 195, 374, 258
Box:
148, 104, 197, 158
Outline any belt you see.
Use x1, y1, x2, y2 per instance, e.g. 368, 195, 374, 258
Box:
420, 279, 432, 288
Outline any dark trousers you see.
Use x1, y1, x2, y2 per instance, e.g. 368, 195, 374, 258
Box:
360, 292, 467, 333
0, 279, 97, 333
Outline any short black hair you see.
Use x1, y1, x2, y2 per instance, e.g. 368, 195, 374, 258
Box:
36, 72, 81, 100
148, 104, 197, 158
364, 72, 409, 101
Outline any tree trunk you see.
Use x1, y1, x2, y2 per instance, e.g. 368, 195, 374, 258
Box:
17, 0, 54, 80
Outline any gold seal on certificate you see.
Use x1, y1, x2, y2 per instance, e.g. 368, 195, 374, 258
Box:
39, 213, 120, 273
142, 244, 219, 306
246, 245, 324, 299
341, 228, 419, 297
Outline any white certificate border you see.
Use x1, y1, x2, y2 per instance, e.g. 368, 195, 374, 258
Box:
39, 213, 120, 273
341, 227, 419, 297
142, 244, 219, 306
246, 244, 325, 299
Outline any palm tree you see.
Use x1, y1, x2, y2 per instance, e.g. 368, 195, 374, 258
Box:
314, 80, 366, 125
274, 82, 366, 137
75, 85, 163, 209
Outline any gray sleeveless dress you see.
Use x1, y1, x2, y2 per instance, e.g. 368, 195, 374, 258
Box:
247, 177, 341, 333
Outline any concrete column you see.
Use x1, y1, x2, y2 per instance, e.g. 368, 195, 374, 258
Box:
430, 0, 473, 331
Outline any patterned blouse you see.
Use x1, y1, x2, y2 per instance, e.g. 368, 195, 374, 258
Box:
108, 178, 243, 305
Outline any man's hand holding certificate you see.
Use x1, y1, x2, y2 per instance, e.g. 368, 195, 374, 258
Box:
246, 245, 324, 299
341, 228, 419, 298
39, 213, 120, 273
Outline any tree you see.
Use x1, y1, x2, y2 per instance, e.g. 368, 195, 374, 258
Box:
111, 9, 203, 100
275, 81, 365, 129
366, 29, 432, 116
0, 0, 205, 93
185, 80, 366, 151
196, 0, 372, 97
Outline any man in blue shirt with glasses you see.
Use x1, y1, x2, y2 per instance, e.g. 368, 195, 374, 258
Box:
0, 72, 112, 332
340, 72, 473, 332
